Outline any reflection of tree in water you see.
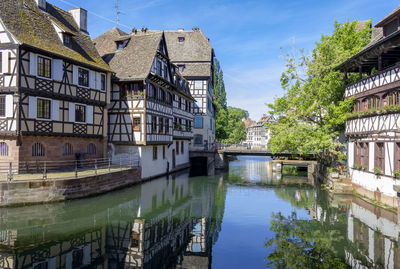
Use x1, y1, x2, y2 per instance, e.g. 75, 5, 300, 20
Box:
267, 187, 349, 268
265, 212, 348, 268
274, 187, 315, 209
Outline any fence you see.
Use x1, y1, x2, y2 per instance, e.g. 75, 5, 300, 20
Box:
0, 157, 140, 181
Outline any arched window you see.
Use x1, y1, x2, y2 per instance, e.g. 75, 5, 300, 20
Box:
32, 143, 45, 156
62, 143, 73, 156
87, 143, 96, 155
367, 96, 380, 110
0, 142, 8, 156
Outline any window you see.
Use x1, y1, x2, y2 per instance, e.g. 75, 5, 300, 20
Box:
152, 116, 157, 133
133, 117, 140, 131
63, 34, 72, 48
178, 97, 182, 109
176, 141, 179, 155
163, 146, 166, 159
367, 96, 380, 110
32, 143, 45, 156
101, 74, 106, 91
75, 104, 86, 122
37, 98, 51, 119
159, 117, 164, 134
165, 118, 169, 134
194, 135, 203, 145
147, 84, 155, 98
384, 19, 398, 36
78, 68, 89, 87
360, 142, 368, 169
87, 143, 96, 155
72, 249, 84, 268
153, 146, 157, 160
178, 37, 185, 42
210, 118, 213, 130
37, 56, 51, 78
62, 143, 73, 156
375, 142, 385, 172
178, 64, 185, 72
395, 143, 400, 172
194, 116, 203, 129
0, 142, 8, 156
387, 92, 399, 106
157, 61, 162, 76
354, 100, 361, 113
0, 96, 5, 117
181, 141, 184, 154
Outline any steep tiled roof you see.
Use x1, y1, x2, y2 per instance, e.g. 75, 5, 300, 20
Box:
93, 27, 128, 56
375, 6, 400, 27
0, 0, 111, 71
95, 31, 163, 80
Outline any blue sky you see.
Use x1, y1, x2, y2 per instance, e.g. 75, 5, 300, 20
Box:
50, 0, 399, 120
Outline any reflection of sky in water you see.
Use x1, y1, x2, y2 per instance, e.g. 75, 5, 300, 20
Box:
229, 156, 272, 184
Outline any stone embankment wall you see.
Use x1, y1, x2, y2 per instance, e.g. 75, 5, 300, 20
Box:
0, 167, 141, 207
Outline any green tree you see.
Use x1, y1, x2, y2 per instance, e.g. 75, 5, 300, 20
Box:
267, 20, 371, 163
213, 58, 229, 140
222, 106, 248, 144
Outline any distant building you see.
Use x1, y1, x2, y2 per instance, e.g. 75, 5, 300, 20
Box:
337, 6, 400, 207
0, 0, 111, 167
246, 114, 275, 149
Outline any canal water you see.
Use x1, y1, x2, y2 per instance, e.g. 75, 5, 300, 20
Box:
0, 156, 399, 268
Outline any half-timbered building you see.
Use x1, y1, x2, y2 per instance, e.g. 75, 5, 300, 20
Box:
94, 28, 194, 179
338, 7, 400, 207
0, 0, 111, 167
163, 29, 216, 151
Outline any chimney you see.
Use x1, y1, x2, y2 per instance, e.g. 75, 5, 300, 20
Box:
34, 0, 46, 10
131, 27, 138, 34
69, 8, 88, 33
141, 27, 148, 33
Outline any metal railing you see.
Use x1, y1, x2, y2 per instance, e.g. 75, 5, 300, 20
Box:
0, 157, 140, 182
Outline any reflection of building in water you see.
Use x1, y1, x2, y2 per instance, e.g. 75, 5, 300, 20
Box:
0, 173, 224, 269
345, 199, 400, 268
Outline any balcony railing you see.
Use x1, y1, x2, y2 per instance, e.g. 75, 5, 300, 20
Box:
345, 64, 400, 98
345, 112, 400, 135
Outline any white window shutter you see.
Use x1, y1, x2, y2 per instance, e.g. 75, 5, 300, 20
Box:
5, 95, 13, 118
72, 65, 78, 85
86, 105, 93, 124
52, 59, 63, 81
29, 52, 37, 76
51, 100, 59, 121
69, 102, 75, 122
89, 70, 95, 89
28, 96, 37, 118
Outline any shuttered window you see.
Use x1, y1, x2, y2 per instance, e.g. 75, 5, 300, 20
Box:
0, 96, 5, 117
375, 143, 385, 172
37, 98, 51, 119
75, 104, 86, 123
37, 56, 51, 78
78, 68, 89, 87
133, 117, 140, 131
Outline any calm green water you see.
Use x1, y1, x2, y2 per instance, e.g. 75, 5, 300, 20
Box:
0, 156, 399, 268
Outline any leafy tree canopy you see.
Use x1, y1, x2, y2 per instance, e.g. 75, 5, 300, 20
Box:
267, 20, 371, 162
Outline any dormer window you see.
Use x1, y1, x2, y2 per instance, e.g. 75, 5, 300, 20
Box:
116, 39, 130, 50
63, 33, 72, 48
178, 65, 185, 72
384, 19, 399, 36
178, 37, 185, 42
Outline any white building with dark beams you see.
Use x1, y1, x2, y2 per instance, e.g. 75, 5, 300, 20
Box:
338, 6, 400, 207
163, 29, 216, 151
0, 0, 112, 166
94, 27, 195, 179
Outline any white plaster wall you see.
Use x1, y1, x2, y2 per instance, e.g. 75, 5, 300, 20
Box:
350, 168, 400, 197
139, 145, 169, 179
174, 140, 190, 167
348, 141, 354, 168
368, 142, 374, 173
385, 142, 394, 176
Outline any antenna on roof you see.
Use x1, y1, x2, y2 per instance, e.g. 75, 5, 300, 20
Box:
115, 0, 121, 27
